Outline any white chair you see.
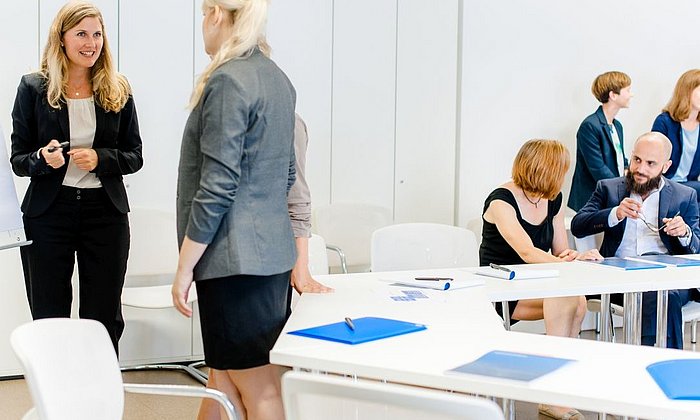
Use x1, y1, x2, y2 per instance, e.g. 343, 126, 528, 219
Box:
120, 208, 206, 384
682, 300, 700, 344
282, 371, 504, 420
308, 233, 330, 275
370, 223, 478, 272
313, 203, 393, 273
10, 318, 237, 420
586, 298, 624, 339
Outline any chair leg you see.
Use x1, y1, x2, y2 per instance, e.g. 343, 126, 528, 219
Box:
189, 360, 209, 382
595, 312, 601, 334
692, 320, 698, 344
122, 362, 208, 385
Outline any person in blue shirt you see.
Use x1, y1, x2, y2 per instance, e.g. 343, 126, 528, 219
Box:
569, 71, 632, 251
652, 69, 700, 200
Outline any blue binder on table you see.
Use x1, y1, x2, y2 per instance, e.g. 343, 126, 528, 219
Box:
447, 350, 574, 381
288, 317, 427, 345
633, 254, 700, 267
588, 257, 665, 270
647, 359, 700, 400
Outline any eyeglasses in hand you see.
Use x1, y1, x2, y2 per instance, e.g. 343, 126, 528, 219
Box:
636, 210, 680, 233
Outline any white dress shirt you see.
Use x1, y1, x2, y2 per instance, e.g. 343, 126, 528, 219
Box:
608, 178, 691, 257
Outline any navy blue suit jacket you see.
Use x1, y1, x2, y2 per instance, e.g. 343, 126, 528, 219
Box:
651, 112, 700, 181
568, 106, 627, 211
570, 177, 700, 257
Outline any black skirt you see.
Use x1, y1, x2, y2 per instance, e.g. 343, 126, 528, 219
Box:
195, 271, 292, 370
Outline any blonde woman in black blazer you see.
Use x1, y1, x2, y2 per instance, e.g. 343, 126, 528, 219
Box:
10, 2, 142, 352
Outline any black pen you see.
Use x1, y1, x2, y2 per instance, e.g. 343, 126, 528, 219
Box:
344, 317, 355, 331
489, 263, 512, 273
47, 141, 70, 153
414, 277, 453, 281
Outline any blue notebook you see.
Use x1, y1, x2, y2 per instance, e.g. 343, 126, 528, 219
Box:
647, 359, 700, 400
588, 257, 665, 270
447, 350, 574, 381
633, 254, 700, 267
288, 317, 427, 345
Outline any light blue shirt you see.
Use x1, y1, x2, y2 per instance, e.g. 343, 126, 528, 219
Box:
671, 126, 699, 181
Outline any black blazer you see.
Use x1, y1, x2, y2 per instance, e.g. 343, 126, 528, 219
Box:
568, 106, 627, 212
10, 73, 143, 217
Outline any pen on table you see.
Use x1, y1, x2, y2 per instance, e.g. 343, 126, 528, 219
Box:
344, 317, 355, 331
414, 277, 453, 281
489, 263, 512, 273
47, 141, 69, 153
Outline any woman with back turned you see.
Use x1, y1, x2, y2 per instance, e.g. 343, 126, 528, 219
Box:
171, 1, 297, 418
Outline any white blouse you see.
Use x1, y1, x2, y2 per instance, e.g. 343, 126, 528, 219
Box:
63, 97, 101, 188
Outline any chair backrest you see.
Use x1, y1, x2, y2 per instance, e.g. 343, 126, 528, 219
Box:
465, 217, 483, 247
126, 208, 179, 286
370, 223, 478, 272
313, 203, 393, 271
308, 234, 330, 275
282, 371, 504, 420
10, 319, 125, 420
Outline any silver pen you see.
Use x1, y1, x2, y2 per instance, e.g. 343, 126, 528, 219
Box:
344, 317, 355, 331
489, 263, 512, 273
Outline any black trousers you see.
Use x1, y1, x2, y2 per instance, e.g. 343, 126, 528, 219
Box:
20, 186, 130, 352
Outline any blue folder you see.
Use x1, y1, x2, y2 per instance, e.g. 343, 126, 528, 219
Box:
634, 254, 700, 267
647, 359, 700, 400
288, 317, 427, 345
447, 350, 574, 381
590, 257, 665, 270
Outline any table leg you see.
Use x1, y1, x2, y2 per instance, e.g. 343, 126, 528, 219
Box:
600, 294, 612, 342
501, 397, 515, 420
623, 292, 642, 345
656, 290, 668, 348
501, 301, 511, 331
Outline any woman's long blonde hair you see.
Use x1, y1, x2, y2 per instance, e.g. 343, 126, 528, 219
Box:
40, 1, 130, 112
189, 0, 270, 109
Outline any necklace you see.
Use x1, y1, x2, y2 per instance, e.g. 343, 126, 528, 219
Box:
523, 190, 542, 208
67, 82, 91, 98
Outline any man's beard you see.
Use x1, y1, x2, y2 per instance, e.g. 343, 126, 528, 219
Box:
626, 170, 662, 196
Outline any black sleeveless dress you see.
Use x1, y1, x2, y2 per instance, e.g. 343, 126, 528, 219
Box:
479, 188, 562, 322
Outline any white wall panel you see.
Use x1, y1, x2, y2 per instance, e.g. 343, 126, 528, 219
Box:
268, 0, 333, 206
0, 0, 39, 377
394, 0, 458, 224
331, 0, 396, 211
458, 0, 700, 227
119, 0, 193, 211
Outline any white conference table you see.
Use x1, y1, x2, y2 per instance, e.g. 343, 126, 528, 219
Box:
271, 270, 700, 419
476, 260, 700, 347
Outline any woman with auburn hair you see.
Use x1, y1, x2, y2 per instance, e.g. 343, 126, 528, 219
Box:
652, 69, 700, 198
479, 139, 601, 420
171, 0, 296, 418
10, 1, 142, 352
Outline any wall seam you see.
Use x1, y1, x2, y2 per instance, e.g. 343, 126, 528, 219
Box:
453, 0, 464, 227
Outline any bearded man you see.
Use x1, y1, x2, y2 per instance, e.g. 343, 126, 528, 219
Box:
571, 131, 700, 349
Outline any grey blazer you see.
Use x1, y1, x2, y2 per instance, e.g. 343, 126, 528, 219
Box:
177, 49, 297, 280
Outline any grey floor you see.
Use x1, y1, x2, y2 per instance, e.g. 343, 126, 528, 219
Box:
0, 327, 696, 420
